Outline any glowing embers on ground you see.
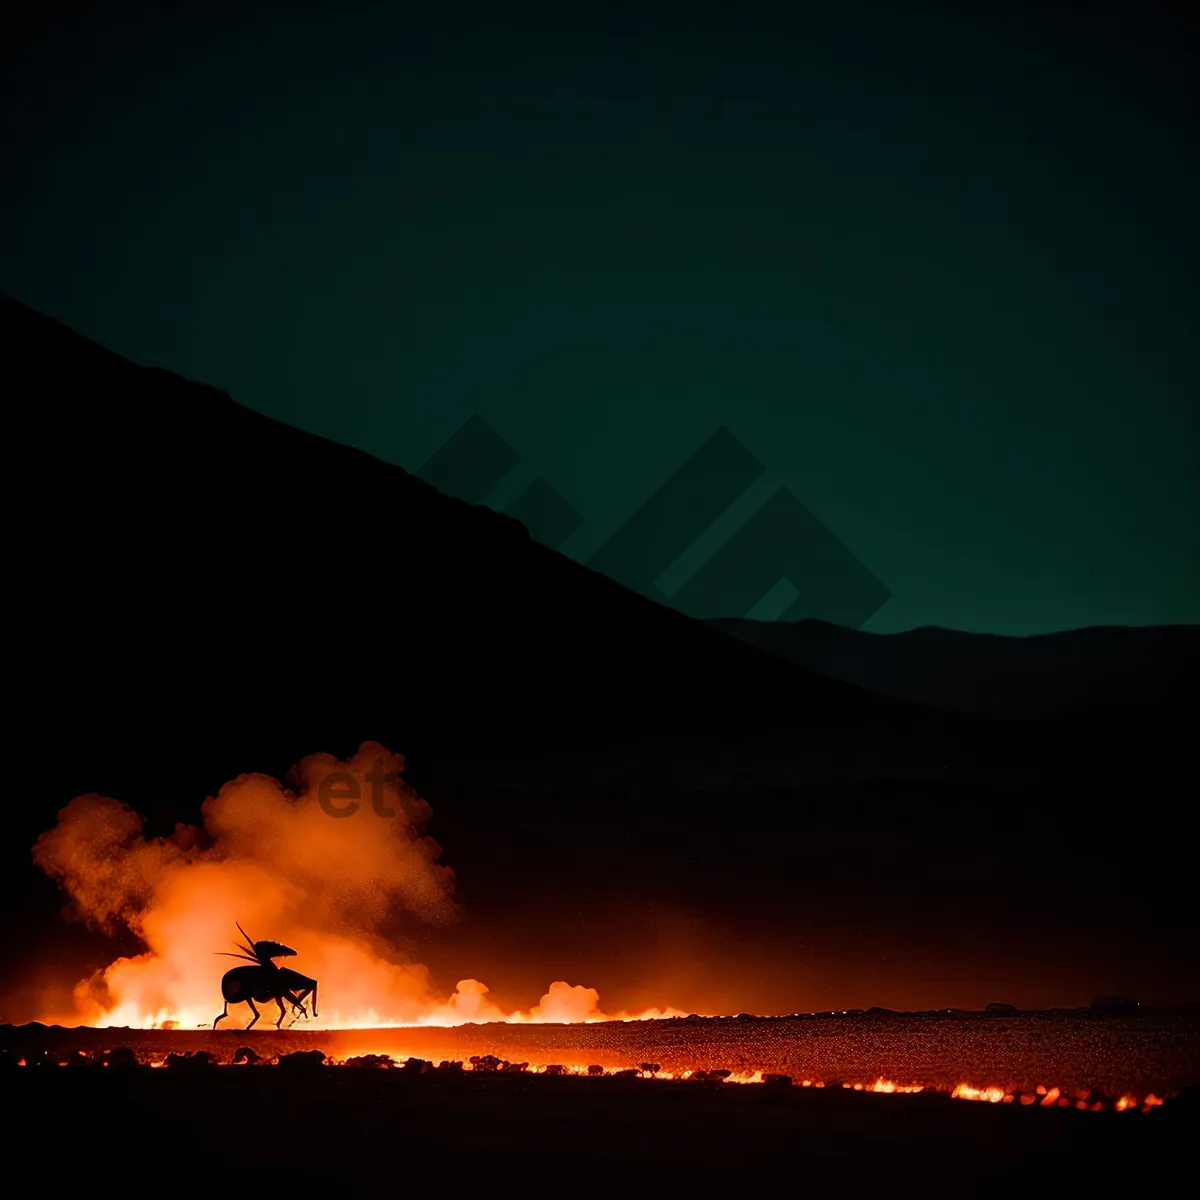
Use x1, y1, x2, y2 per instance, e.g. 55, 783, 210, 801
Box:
950, 1081, 1165, 1113
321, 1058, 1175, 1111
7, 1049, 1172, 1113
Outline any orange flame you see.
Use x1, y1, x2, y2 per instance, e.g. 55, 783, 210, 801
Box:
951, 1083, 1008, 1103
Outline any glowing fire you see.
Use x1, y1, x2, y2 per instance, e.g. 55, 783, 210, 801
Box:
952, 1083, 1010, 1103
28, 743, 690, 1030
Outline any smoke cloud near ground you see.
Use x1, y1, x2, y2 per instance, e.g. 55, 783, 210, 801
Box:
29, 742, 682, 1028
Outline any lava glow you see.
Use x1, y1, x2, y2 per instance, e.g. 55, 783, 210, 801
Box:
5, 1050, 1171, 1114
27, 743, 688, 1031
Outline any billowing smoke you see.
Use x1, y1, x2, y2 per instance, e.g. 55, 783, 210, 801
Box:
30, 742, 681, 1028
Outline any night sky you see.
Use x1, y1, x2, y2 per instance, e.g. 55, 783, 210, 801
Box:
4, 0, 1197, 635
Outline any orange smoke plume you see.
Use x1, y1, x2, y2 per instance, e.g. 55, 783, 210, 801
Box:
31, 742, 680, 1029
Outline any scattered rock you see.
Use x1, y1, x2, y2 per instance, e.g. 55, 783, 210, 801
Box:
96, 1047, 138, 1068
232, 1047, 260, 1065
437, 1060, 464, 1071
275, 1050, 327, 1068
543, 1064, 566, 1076
762, 1074, 792, 1086
639, 1063, 662, 1077
469, 1054, 503, 1072
343, 1054, 393, 1069
163, 1051, 216, 1069
586, 1064, 604, 1076
503, 1061, 529, 1073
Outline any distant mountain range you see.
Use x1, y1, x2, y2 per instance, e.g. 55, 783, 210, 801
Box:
708, 619, 1199, 717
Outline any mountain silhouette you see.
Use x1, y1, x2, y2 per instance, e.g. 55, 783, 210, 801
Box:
9, 291, 1193, 787
709, 619, 1200, 717
6, 292, 949, 755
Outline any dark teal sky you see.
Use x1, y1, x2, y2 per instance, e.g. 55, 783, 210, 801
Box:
5, 1, 1197, 633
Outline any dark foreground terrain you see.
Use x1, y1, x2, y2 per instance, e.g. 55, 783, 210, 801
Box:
4, 1065, 1193, 1193
4, 1008, 1197, 1192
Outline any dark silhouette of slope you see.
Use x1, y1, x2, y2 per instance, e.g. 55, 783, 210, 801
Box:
707, 619, 1200, 717
7, 288, 1190, 788
5, 292, 950, 753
